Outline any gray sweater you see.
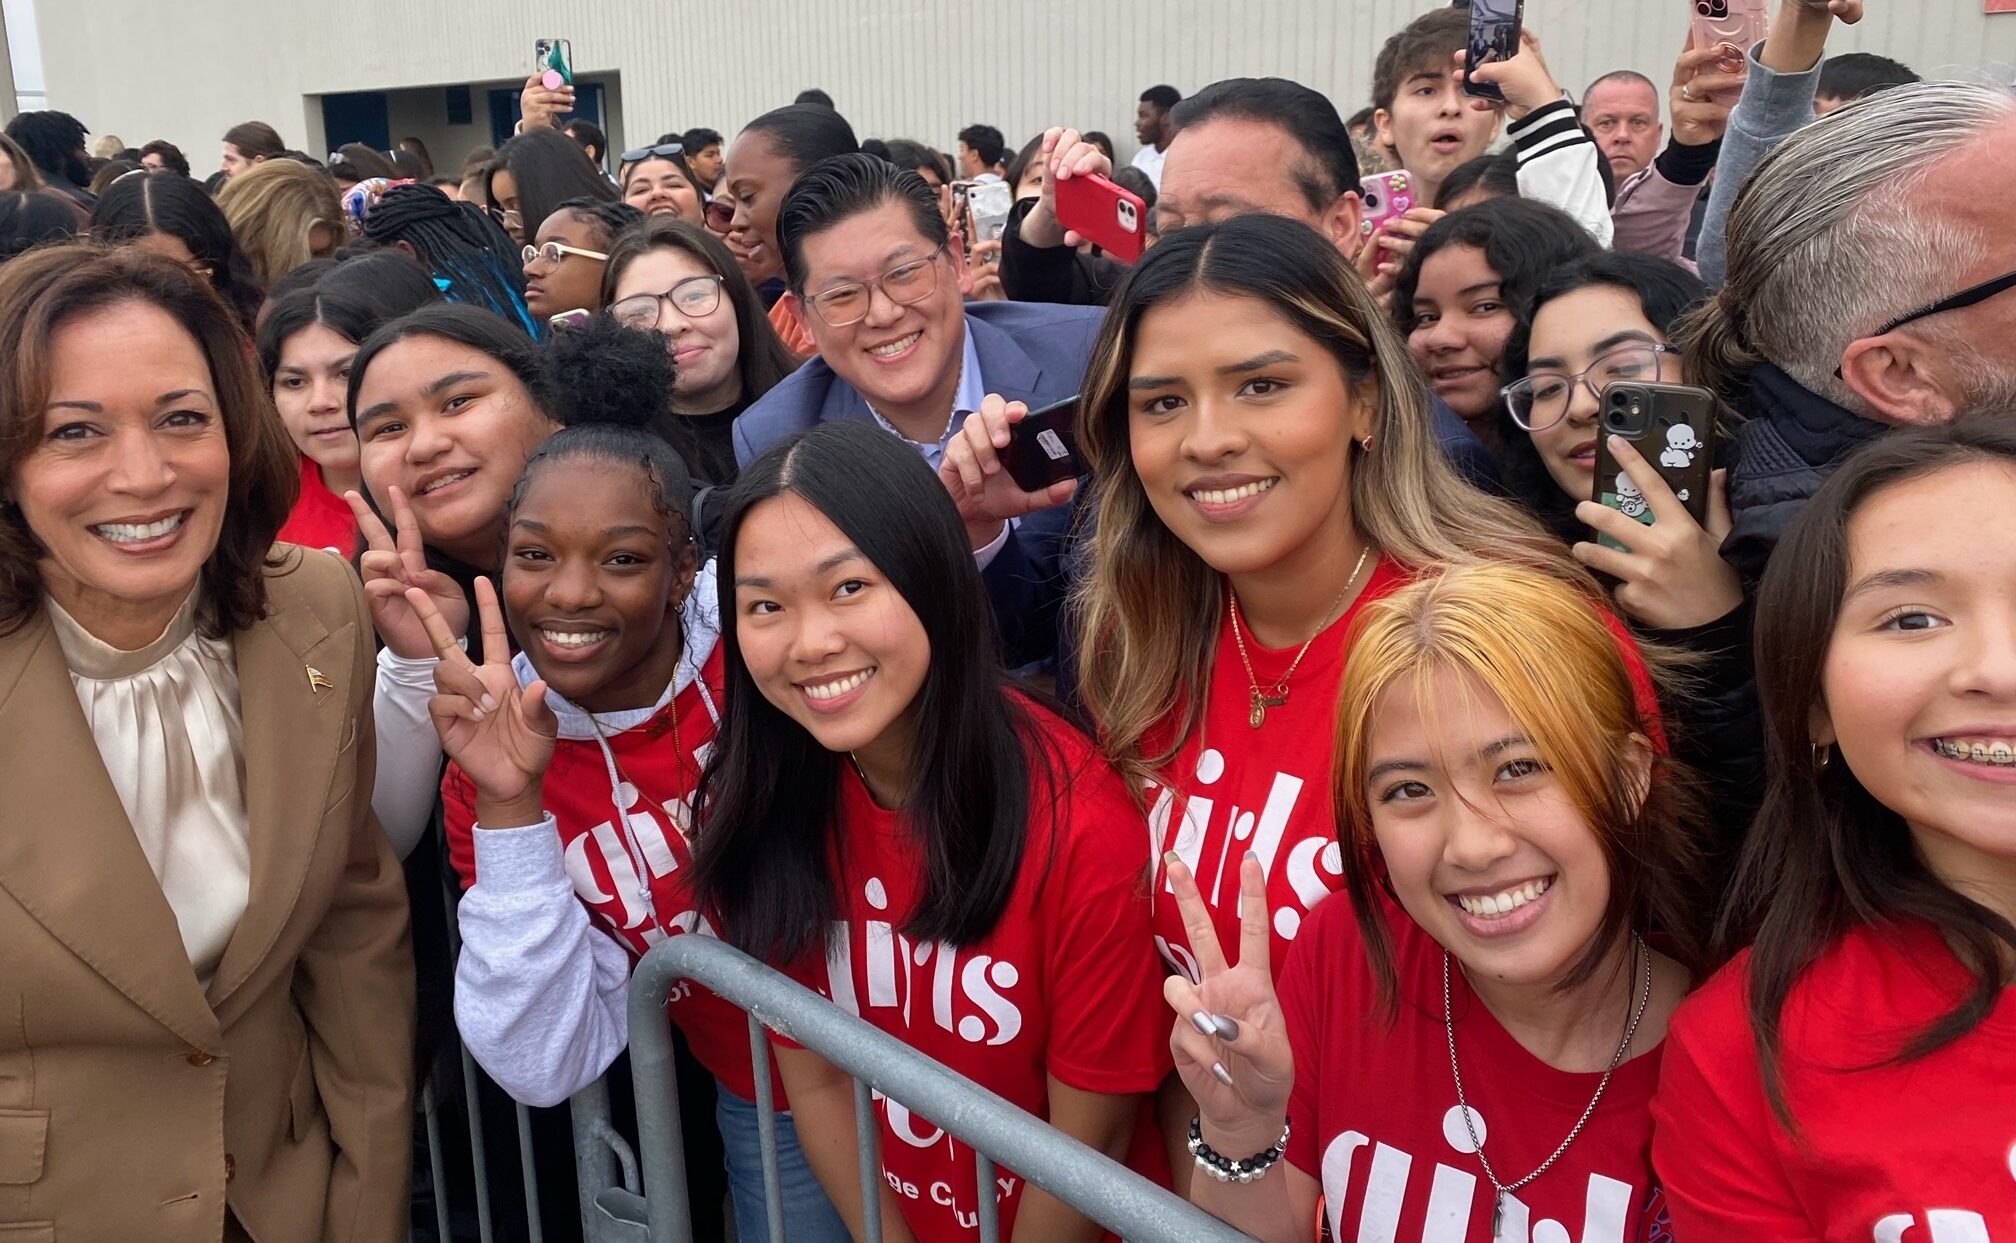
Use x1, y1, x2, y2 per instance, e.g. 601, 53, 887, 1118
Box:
1697, 41, 1825, 287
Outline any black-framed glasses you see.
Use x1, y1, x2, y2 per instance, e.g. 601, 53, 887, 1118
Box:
1502, 343, 1678, 431
620, 141, 685, 165
804, 248, 946, 327
522, 241, 609, 267
1835, 269, 2016, 379
608, 275, 726, 327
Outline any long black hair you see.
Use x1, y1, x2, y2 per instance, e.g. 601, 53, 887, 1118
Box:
1730, 418, 2016, 1124
488, 128, 620, 241
1497, 251, 1710, 541
91, 170, 264, 330
362, 183, 535, 334
690, 420, 1043, 964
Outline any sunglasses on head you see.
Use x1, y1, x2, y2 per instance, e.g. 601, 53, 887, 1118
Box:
620, 142, 685, 165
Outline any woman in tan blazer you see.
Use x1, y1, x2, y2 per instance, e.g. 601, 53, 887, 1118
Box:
0, 245, 414, 1243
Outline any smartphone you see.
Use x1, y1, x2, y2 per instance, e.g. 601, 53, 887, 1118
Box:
1054, 172, 1147, 264
1592, 381, 1717, 550
1359, 170, 1417, 244
534, 38, 574, 91
1688, 0, 1768, 107
1463, 0, 1524, 102
965, 179, 1014, 247
1000, 396, 1084, 493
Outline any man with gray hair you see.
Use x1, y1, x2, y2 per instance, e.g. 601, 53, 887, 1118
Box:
1688, 78, 2016, 579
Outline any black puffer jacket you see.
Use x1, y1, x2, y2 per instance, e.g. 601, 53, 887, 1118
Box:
1722, 363, 1887, 584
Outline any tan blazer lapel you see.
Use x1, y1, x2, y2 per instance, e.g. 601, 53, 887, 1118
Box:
205, 584, 353, 1011
0, 610, 222, 1050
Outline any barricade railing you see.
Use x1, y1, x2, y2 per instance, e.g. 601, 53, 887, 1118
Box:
608, 934, 1258, 1243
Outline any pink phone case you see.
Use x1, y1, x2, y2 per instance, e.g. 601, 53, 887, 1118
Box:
1689, 0, 1769, 106
1360, 171, 1417, 244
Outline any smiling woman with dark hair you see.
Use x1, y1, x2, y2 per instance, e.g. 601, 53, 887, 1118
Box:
0, 243, 413, 1242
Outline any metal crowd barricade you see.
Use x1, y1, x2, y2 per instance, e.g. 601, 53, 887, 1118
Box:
600, 934, 1257, 1243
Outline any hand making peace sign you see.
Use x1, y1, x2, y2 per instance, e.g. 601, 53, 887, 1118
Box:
345, 485, 471, 660
406, 575, 557, 827
1162, 851, 1295, 1139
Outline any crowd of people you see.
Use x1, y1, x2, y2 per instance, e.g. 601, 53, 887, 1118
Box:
1, 0, 2013, 1239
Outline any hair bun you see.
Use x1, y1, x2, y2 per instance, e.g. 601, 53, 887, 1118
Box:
539, 313, 675, 430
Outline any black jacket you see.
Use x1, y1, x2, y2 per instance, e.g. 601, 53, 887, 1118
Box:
998, 197, 1127, 307
1722, 363, 1887, 584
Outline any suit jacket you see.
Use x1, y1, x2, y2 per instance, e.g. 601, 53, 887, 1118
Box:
0, 547, 415, 1243
734, 300, 1104, 666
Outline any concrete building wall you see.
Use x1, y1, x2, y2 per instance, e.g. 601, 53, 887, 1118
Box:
28, 0, 2016, 178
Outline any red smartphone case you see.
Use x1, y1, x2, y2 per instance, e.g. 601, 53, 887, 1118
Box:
1055, 173, 1147, 264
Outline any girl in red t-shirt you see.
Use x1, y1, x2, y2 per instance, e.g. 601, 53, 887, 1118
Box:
1163, 562, 1709, 1243
257, 256, 441, 556
690, 420, 1171, 1243
1653, 423, 2016, 1239
406, 417, 847, 1243
1036, 214, 1605, 1180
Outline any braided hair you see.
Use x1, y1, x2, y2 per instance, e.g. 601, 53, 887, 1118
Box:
362, 183, 536, 335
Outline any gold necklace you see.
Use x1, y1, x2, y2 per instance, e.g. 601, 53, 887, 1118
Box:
1228, 545, 1372, 729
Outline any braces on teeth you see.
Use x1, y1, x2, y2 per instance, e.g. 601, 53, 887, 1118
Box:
1933, 739, 2016, 766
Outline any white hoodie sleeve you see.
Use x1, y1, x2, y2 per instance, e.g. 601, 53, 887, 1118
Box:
1508, 98, 1615, 248
372, 645, 448, 859
453, 817, 633, 1107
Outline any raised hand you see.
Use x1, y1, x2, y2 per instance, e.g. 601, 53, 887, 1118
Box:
408, 576, 556, 827
1020, 126, 1112, 249
1162, 852, 1293, 1145
518, 71, 575, 132
1458, 28, 1566, 122
938, 394, 1078, 551
1672, 44, 1741, 144
1574, 436, 1741, 631
346, 486, 471, 660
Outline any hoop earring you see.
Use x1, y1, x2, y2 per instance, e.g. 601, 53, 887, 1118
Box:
1812, 743, 1833, 772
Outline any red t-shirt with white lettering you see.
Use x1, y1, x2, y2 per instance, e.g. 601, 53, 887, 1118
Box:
442, 645, 775, 1102
783, 699, 1171, 1241
1149, 559, 1408, 981
1653, 921, 2016, 1241
1281, 892, 1671, 1243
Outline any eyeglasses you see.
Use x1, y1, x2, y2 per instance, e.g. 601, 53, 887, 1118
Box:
703, 197, 736, 232
804, 248, 946, 328
608, 275, 727, 327
522, 241, 609, 267
620, 142, 685, 165
1502, 343, 1677, 431
1834, 269, 2016, 379
488, 206, 523, 232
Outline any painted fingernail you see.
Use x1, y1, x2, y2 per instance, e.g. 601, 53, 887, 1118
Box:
1211, 1014, 1241, 1042
1211, 1061, 1235, 1087
1191, 1011, 1217, 1037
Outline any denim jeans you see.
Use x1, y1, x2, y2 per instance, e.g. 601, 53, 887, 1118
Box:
714, 1081, 851, 1243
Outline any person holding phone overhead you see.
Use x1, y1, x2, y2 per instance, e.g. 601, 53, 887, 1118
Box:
1167, 562, 1707, 1241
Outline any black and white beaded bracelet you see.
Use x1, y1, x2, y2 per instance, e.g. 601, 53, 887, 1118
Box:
1187, 1115, 1291, 1184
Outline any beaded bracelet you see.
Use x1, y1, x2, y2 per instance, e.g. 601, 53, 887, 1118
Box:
1187, 1115, 1291, 1184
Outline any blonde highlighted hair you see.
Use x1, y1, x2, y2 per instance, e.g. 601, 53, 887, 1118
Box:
216, 158, 343, 285
1073, 213, 1594, 789
1331, 563, 1708, 1011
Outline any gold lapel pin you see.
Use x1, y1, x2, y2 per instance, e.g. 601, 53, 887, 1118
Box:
306, 665, 334, 693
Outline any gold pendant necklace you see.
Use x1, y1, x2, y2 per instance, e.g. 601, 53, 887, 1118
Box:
1228, 544, 1372, 729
